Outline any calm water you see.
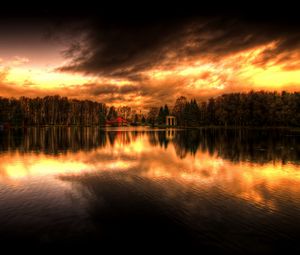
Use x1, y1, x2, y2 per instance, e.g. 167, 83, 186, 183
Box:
1, 127, 300, 253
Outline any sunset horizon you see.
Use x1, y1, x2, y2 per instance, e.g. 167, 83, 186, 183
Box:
2, 5, 300, 254
1, 9, 300, 109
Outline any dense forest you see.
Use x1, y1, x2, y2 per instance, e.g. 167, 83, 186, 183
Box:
169, 91, 300, 127
0, 96, 107, 126
0, 91, 300, 127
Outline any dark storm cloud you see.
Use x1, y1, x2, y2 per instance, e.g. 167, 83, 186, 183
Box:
54, 12, 300, 79
251, 33, 300, 69
82, 83, 139, 96
3, 7, 300, 79
2, 7, 300, 107
56, 18, 188, 78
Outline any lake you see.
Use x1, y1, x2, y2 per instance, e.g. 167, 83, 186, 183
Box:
0, 127, 300, 253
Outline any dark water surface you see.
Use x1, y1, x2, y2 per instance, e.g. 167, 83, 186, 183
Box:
0, 127, 300, 253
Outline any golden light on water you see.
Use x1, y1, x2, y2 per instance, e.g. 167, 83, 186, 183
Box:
1, 132, 300, 211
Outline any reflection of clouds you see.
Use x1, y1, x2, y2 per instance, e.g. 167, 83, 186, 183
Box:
0, 131, 153, 183
0, 130, 300, 211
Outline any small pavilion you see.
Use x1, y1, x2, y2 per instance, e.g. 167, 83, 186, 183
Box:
166, 115, 176, 126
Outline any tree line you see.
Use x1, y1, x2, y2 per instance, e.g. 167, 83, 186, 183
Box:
1, 91, 300, 127
0, 96, 107, 126
167, 91, 300, 127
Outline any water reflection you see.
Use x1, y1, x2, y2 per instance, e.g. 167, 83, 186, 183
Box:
0, 127, 300, 252
1, 127, 300, 162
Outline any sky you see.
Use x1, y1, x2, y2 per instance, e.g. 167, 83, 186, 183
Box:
1, 6, 300, 108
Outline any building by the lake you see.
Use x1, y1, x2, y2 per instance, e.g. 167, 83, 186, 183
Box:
166, 115, 176, 126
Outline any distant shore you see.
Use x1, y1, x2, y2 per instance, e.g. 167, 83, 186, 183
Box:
1, 124, 300, 132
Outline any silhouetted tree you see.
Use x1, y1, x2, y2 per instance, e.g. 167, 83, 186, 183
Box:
172, 96, 187, 125
164, 105, 170, 116
147, 107, 159, 126
156, 107, 165, 125
134, 114, 139, 125
141, 116, 146, 124
107, 106, 118, 121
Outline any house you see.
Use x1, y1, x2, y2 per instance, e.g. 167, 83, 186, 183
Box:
105, 117, 128, 126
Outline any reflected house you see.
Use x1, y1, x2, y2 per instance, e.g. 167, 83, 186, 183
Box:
166, 115, 176, 126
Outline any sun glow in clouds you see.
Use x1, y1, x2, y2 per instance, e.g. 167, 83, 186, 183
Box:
5, 66, 93, 88
1, 36, 300, 105
141, 41, 300, 98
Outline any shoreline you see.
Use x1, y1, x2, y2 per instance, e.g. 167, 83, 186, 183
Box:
1, 125, 300, 132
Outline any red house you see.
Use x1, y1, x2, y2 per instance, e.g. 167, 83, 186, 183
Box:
105, 117, 128, 126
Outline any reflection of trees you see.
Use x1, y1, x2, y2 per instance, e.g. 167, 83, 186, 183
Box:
0, 127, 108, 154
131, 130, 139, 141
158, 131, 169, 149
1, 127, 300, 164
0, 128, 140, 155
148, 131, 159, 147
173, 130, 200, 158
108, 131, 117, 146
172, 128, 300, 164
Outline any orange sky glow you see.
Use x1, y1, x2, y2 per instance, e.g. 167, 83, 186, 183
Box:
1, 17, 300, 109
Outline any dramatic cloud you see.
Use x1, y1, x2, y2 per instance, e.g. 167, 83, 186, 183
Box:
1, 9, 300, 108
57, 16, 300, 78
